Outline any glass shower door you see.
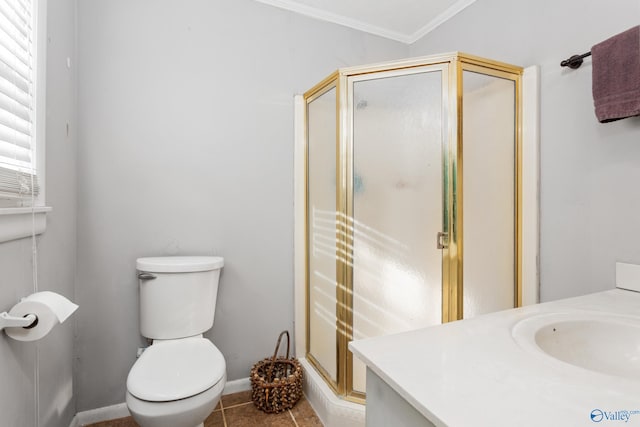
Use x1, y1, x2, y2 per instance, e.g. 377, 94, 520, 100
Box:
461, 70, 517, 318
348, 66, 447, 395
306, 85, 338, 387
303, 53, 523, 404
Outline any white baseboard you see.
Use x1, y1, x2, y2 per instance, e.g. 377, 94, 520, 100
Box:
67, 379, 251, 427
223, 377, 251, 395
70, 402, 129, 427
616, 262, 640, 292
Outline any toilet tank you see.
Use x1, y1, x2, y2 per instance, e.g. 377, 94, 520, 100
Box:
136, 256, 224, 339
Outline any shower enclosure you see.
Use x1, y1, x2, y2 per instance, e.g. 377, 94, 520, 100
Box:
303, 52, 523, 402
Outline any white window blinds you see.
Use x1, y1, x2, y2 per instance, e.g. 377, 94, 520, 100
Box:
0, 0, 38, 199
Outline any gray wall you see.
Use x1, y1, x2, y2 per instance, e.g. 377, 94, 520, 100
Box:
410, 0, 640, 301
75, 0, 406, 411
0, 1, 77, 427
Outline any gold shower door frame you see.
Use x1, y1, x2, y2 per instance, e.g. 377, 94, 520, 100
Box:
303, 52, 523, 402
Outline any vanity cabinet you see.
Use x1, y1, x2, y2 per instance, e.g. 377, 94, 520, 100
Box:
365, 369, 435, 427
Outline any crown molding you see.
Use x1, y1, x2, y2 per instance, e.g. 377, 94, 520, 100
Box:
254, 0, 413, 43
408, 0, 477, 44
254, 0, 476, 45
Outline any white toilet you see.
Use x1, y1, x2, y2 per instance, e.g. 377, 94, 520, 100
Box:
126, 256, 226, 427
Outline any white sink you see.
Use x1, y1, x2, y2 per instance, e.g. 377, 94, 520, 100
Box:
512, 312, 640, 381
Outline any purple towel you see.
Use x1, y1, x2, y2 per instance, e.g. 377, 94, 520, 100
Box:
591, 25, 640, 123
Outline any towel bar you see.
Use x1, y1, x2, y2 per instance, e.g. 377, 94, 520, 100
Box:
560, 51, 592, 69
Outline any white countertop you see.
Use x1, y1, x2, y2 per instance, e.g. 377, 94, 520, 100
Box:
349, 289, 640, 427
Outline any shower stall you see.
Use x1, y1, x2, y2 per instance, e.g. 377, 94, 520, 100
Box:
302, 52, 523, 402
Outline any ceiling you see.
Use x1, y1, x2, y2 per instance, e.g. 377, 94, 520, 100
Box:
253, 0, 476, 44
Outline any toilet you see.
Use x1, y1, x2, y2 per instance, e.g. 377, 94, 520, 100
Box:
126, 256, 226, 427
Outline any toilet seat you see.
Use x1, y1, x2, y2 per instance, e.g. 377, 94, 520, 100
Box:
127, 336, 226, 402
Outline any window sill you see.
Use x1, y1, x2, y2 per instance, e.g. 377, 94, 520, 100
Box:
0, 207, 52, 244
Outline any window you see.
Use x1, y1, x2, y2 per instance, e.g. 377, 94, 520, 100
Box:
0, 0, 40, 207
0, 0, 49, 244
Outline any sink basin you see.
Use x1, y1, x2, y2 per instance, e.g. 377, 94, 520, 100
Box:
512, 312, 640, 381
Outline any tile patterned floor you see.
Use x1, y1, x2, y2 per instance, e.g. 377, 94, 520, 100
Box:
84, 390, 323, 427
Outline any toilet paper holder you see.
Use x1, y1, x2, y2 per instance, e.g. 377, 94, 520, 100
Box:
0, 312, 37, 331
1, 291, 78, 341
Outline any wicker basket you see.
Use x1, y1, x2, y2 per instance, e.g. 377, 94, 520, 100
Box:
250, 330, 303, 413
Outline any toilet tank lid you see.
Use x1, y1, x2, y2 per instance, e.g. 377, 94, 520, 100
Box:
136, 256, 224, 273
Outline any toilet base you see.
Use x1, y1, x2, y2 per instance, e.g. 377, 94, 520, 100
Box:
127, 374, 226, 427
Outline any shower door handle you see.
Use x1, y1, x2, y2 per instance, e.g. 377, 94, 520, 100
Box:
436, 232, 449, 249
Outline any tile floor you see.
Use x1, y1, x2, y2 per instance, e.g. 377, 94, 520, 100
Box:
84, 390, 323, 427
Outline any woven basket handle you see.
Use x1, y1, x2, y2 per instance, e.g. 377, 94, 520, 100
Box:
266, 330, 290, 382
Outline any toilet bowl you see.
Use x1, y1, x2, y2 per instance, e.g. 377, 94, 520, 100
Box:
126, 380, 225, 427
126, 256, 226, 427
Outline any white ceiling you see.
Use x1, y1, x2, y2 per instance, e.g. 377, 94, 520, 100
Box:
253, 0, 476, 44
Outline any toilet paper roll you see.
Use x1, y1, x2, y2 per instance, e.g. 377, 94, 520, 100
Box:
5, 291, 78, 342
